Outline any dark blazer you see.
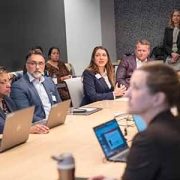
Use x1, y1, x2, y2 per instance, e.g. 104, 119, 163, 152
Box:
122, 110, 180, 180
10, 74, 61, 123
163, 27, 180, 56
116, 55, 151, 88
82, 70, 114, 105
0, 96, 17, 133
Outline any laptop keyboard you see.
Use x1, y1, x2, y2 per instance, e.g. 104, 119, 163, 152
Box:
32, 119, 47, 125
116, 152, 127, 160
112, 149, 129, 162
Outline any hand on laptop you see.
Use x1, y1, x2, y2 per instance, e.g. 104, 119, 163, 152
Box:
30, 124, 49, 134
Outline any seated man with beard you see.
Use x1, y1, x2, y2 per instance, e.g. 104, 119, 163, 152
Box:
11, 50, 61, 133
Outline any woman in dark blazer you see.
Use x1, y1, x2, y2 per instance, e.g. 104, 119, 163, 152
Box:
163, 9, 180, 71
82, 46, 126, 105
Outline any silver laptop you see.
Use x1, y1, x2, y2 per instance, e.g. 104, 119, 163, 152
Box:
0, 106, 34, 152
93, 119, 129, 162
46, 100, 70, 128
38, 100, 70, 129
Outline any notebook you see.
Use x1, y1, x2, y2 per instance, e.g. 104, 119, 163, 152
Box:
93, 119, 129, 162
0, 106, 34, 152
71, 107, 102, 115
36, 100, 71, 129
133, 115, 147, 132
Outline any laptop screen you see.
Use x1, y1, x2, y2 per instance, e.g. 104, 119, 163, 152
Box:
93, 119, 128, 158
133, 115, 147, 132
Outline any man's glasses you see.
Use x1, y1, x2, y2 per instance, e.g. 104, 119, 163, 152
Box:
27, 61, 45, 66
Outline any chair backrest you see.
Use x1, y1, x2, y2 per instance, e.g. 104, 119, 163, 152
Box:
150, 45, 166, 61
10, 70, 23, 83
65, 63, 75, 76
64, 77, 84, 108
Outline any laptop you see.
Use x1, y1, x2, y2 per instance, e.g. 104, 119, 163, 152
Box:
0, 106, 34, 152
133, 115, 147, 132
40, 100, 70, 129
93, 119, 129, 162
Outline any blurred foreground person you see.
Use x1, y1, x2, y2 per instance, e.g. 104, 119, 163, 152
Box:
90, 62, 180, 180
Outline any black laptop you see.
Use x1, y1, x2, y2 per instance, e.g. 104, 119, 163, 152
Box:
93, 119, 129, 162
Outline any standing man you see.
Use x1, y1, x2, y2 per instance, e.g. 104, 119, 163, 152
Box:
11, 50, 61, 133
116, 39, 152, 88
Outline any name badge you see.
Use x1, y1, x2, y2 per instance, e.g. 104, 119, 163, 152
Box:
52, 95, 57, 102
95, 73, 101, 79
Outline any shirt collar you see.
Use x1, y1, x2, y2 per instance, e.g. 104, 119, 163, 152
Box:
27, 72, 45, 83
101, 69, 107, 77
136, 57, 148, 63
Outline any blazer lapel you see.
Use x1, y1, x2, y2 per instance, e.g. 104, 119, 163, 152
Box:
24, 74, 44, 104
98, 77, 111, 91
4, 99, 13, 112
177, 30, 180, 44
132, 55, 137, 69
0, 108, 6, 120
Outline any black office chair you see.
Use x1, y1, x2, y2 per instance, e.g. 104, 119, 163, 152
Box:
150, 46, 166, 61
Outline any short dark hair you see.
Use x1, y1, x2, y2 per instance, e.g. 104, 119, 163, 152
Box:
0, 66, 8, 74
135, 39, 151, 48
48, 47, 60, 58
31, 46, 44, 54
138, 63, 180, 117
26, 49, 45, 61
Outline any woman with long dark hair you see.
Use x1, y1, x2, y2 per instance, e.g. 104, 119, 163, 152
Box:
82, 46, 126, 105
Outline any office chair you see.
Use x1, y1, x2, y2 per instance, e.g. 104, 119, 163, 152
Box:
64, 77, 84, 108
150, 45, 166, 61
65, 63, 75, 76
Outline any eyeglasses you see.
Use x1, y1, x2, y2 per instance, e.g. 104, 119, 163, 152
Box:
27, 61, 45, 66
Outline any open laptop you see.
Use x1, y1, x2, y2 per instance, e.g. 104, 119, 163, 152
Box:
133, 115, 147, 132
0, 106, 34, 152
37, 100, 70, 129
93, 119, 129, 162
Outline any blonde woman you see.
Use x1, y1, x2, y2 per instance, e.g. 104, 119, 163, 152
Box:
163, 9, 180, 71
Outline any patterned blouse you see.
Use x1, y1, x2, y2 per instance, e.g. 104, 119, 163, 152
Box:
45, 61, 71, 101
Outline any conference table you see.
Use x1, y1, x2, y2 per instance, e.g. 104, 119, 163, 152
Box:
0, 98, 138, 180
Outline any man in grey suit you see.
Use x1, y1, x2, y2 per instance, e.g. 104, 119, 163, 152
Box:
11, 50, 61, 134
116, 39, 152, 88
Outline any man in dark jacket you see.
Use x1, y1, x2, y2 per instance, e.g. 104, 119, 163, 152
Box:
116, 39, 152, 88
